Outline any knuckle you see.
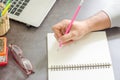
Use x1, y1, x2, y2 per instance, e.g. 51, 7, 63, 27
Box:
71, 32, 77, 37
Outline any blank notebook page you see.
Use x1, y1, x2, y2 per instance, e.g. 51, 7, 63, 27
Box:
47, 31, 115, 80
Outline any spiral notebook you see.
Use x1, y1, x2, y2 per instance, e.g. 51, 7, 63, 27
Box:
47, 32, 115, 80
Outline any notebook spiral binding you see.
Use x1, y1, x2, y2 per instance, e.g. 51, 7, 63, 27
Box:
49, 63, 111, 71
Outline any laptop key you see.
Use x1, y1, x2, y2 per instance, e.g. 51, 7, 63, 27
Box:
14, 0, 18, 2
10, 7, 17, 14
16, 4, 20, 7
15, 12, 20, 16
25, 0, 30, 3
8, 7, 12, 13
17, 9, 23, 13
18, 1, 22, 4
22, 2, 27, 6
3, 1, 7, 4
20, 6, 25, 9
0, 0, 2, 2
11, 5, 14, 8
12, 2, 17, 5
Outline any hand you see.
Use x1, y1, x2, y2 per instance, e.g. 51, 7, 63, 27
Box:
52, 19, 90, 45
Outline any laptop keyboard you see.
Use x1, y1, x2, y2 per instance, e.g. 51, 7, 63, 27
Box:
0, 0, 30, 16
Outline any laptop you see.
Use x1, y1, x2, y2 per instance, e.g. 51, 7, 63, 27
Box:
1, 0, 56, 27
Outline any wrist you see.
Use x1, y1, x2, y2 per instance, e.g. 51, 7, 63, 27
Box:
84, 11, 111, 32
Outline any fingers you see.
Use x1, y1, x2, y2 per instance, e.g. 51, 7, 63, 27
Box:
52, 19, 79, 45
52, 19, 70, 41
52, 23, 63, 39
62, 40, 74, 46
59, 31, 76, 44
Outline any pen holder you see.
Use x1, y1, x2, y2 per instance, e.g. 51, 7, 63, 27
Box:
0, 3, 10, 36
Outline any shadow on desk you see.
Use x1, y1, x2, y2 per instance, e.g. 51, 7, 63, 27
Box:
106, 27, 120, 80
106, 27, 120, 40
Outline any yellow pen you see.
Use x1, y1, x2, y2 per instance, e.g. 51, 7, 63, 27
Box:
1, 3, 11, 16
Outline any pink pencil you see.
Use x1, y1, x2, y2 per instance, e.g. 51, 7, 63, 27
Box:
59, 0, 84, 47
